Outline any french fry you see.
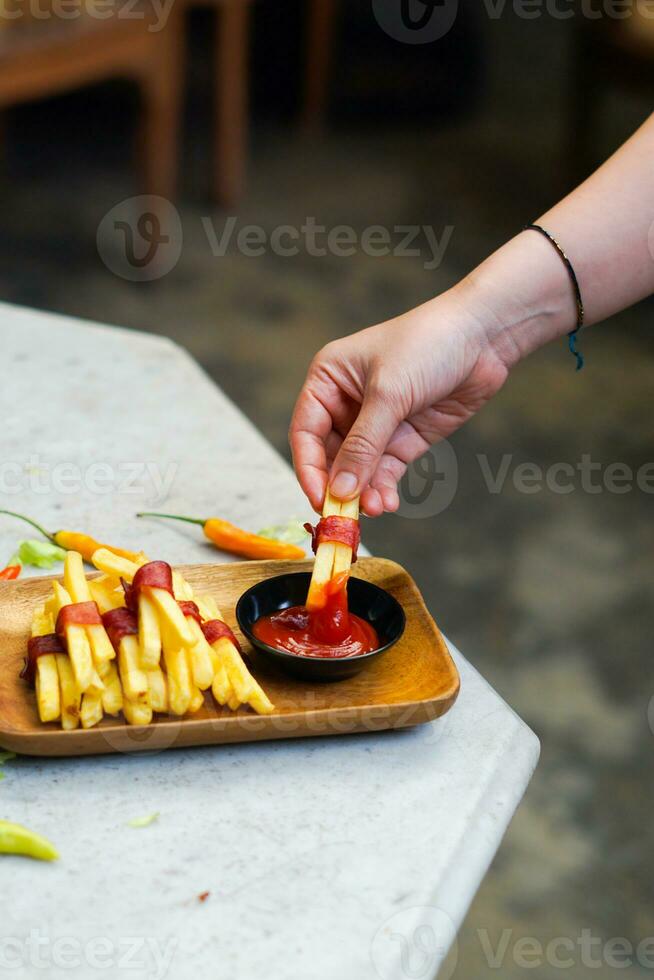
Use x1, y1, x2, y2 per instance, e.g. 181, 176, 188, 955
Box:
93, 548, 194, 653
195, 595, 220, 621
149, 588, 195, 647
89, 578, 125, 615
63, 550, 91, 603
101, 662, 124, 716
196, 594, 273, 714
123, 698, 153, 726
138, 593, 162, 669
55, 653, 81, 731
331, 496, 359, 578
306, 490, 343, 610
227, 653, 274, 714
184, 618, 215, 690
91, 549, 144, 582
160, 615, 193, 715
211, 661, 231, 706
65, 550, 116, 672
146, 666, 168, 713
187, 687, 205, 714
31, 607, 60, 724
80, 691, 104, 729
209, 634, 274, 715
193, 596, 233, 704
172, 571, 194, 601
32, 607, 54, 637
162, 643, 192, 716
52, 581, 99, 695
35, 657, 61, 723
116, 634, 149, 704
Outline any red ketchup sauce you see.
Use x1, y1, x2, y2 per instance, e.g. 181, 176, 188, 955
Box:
253, 584, 379, 659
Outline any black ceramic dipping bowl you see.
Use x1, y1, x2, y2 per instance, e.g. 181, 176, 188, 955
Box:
236, 572, 406, 682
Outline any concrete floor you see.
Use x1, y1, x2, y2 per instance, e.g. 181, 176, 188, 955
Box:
0, 12, 653, 977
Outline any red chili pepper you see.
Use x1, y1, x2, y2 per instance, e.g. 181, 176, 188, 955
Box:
0, 565, 21, 581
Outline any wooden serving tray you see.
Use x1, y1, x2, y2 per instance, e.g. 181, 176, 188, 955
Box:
0, 558, 459, 757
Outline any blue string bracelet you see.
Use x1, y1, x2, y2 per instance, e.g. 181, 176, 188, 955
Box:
523, 223, 585, 371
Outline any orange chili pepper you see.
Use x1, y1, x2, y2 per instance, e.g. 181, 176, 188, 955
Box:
136, 512, 306, 561
0, 511, 141, 564
0, 565, 21, 580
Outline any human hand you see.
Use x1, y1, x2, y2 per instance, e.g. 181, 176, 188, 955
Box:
289, 285, 514, 517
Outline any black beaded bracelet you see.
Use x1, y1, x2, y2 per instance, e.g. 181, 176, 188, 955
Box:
524, 223, 585, 371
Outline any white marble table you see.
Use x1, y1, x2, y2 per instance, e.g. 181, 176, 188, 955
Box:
0, 303, 539, 980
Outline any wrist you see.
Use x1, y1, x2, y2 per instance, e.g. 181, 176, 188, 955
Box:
453, 230, 580, 369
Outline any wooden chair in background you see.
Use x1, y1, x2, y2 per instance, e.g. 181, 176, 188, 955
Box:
0, 0, 338, 208
0, 9, 185, 201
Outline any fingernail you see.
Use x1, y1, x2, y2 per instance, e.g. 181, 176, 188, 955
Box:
330, 471, 358, 498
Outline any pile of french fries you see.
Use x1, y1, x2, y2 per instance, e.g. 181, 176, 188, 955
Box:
30, 549, 273, 730
306, 491, 359, 610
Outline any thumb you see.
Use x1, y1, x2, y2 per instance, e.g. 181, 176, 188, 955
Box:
329, 391, 399, 499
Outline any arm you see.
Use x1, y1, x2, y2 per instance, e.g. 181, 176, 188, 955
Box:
290, 114, 654, 516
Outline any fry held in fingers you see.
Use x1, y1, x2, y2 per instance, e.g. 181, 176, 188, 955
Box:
305, 490, 361, 610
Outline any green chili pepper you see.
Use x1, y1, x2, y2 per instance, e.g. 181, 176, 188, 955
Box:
0, 820, 59, 861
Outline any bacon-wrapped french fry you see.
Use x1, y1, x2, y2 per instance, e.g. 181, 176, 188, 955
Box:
64, 551, 115, 674
161, 625, 193, 716
52, 581, 103, 696
138, 593, 162, 669
305, 491, 361, 610
178, 603, 215, 691
55, 652, 81, 731
23, 549, 276, 729
30, 608, 61, 724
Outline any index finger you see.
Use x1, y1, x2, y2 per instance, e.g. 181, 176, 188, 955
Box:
289, 386, 332, 512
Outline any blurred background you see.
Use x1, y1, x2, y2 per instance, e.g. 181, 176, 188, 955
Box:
0, 2, 653, 976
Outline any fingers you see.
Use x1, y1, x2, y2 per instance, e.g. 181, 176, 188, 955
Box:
329, 390, 400, 502
289, 387, 332, 511
290, 363, 362, 511
360, 487, 384, 517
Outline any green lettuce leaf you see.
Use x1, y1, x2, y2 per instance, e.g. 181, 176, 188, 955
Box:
257, 520, 309, 545
10, 540, 67, 570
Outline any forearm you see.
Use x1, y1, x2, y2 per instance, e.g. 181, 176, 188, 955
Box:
451, 113, 654, 368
